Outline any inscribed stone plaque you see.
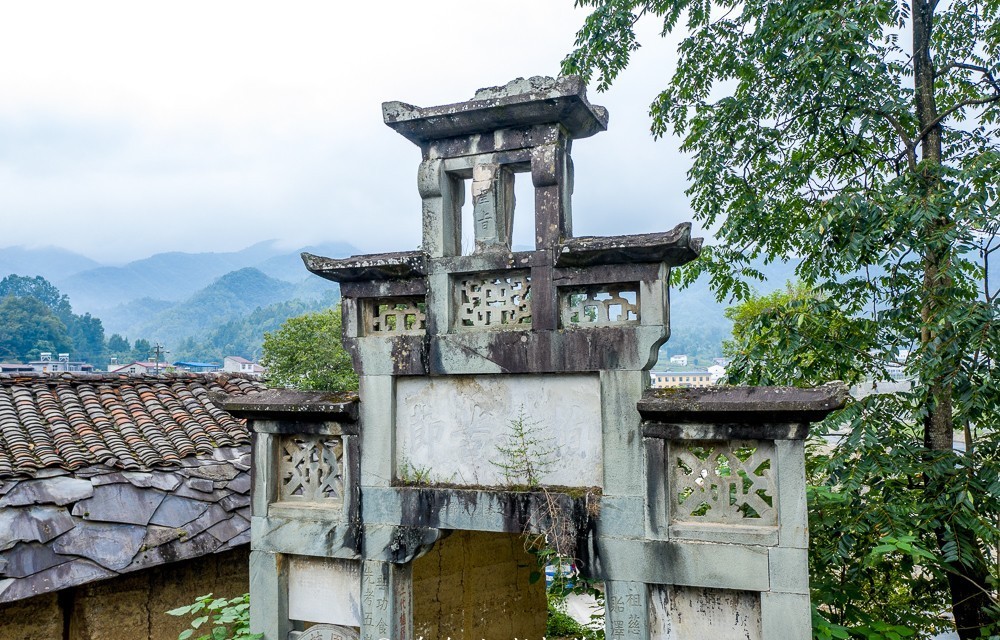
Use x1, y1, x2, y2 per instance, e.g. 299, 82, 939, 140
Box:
288, 557, 362, 627
648, 585, 761, 640
395, 374, 603, 487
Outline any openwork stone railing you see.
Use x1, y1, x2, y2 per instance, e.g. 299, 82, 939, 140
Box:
456, 271, 531, 329
560, 284, 639, 327
364, 298, 426, 335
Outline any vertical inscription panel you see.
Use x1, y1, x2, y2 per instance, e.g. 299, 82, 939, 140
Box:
649, 585, 761, 640
395, 374, 603, 487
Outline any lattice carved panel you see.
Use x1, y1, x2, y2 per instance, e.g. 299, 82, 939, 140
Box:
560, 284, 639, 327
456, 271, 531, 328
278, 435, 345, 503
365, 297, 426, 335
669, 440, 776, 524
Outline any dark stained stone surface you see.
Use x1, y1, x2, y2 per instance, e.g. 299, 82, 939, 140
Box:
149, 495, 212, 528
0, 476, 94, 507
51, 521, 146, 571
71, 483, 165, 525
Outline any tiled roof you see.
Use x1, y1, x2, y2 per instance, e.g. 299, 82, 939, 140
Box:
0, 373, 264, 478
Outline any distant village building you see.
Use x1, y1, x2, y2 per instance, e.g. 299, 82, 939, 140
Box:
107, 361, 174, 375
668, 354, 689, 366
223, 356, 265, 376
28, 352, 94, 373
172, 361, 221, 373
707, 363, 727, 383
650, 370, 715, 388
0, 363, 34, 373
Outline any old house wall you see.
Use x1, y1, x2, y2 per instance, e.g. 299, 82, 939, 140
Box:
0, 546, 249, 640
411, 530, 546, 640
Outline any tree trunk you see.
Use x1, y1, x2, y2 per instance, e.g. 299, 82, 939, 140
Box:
912, 1, 993, 635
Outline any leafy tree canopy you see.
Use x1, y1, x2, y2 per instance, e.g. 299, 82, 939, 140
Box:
565, 0, 1000, 635
0, 296, 72, 362
261, 308, 358, 392
0, 274, 73, 322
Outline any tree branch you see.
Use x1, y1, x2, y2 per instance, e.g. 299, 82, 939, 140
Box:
915, 94, 1000, 144
937, 60, 1000, 93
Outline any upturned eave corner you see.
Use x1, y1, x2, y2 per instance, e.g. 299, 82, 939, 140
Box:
555, 221, 703, 269
301, 250, 427, 283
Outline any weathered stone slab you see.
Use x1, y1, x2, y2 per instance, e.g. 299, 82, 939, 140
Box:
128, 530, 221, 571
226, 473, 251, 494
288, 557, 362, 627
394, 373, 603, 487
219, 492, 250, 512
204, 514, 249, 544
0, 476, 94, 507
649, 585, 761, 640
185, 463, 240, 481
0, 558, 115, 604
0, 506, 75, 550
149, 495, 212, 527
51, 521, 146, 571
181, 477, 217, 494
0, 542, 70, 578
71, 483, 164, 525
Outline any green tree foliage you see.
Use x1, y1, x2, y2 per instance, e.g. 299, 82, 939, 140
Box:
261, 308, 358, 392
0, 296, 72, 362
0, 274, 73, 322
565, 1, 1000, 635
68, 312, 106, 364
170, 295, 338, 364
132, 338, 153, 362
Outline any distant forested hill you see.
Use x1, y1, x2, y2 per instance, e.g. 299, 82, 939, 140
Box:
54, 240, 356, 313
122, 267, 335, 346
0, 246, 101, 283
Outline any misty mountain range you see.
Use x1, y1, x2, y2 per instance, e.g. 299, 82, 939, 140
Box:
0, 241, 356, 353
0, 241, 995, 366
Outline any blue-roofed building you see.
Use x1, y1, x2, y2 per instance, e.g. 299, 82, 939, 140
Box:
172, 361, 221, 373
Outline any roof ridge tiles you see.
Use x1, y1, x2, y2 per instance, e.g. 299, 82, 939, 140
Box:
0, 373, 266, 478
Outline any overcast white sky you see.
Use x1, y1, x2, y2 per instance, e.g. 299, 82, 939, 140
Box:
0, 1, 693, 264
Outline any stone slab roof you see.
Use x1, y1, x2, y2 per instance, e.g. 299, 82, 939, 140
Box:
0, 372, 263, 477
0, 373, 264, 603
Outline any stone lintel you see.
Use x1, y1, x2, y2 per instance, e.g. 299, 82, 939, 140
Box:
383, 76, 608, 145
642, 422, 809, 441
638, 382, 847, 425
556, 223, 703, 268
302, 251, 426, 283
217, 390, 359, 425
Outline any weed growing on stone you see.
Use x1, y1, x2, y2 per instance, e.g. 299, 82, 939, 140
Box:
491, 405, 558, 489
